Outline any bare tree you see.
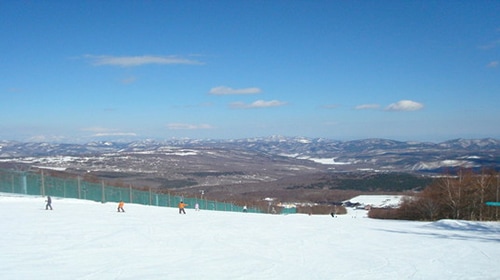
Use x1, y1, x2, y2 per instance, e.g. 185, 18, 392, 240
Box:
436, 171, 463, 219
376, 169, 500, 221
417, 187, 443, 220
473, 169, 490, 221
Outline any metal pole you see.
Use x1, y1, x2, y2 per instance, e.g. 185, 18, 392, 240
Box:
101, 181, 105, 203
11, 174, 14, 193
200, 190, 205, 210
149, 187, 152, 206
22, 173, 27, 195
40, 170, 45, 196
77, 176, 81, 199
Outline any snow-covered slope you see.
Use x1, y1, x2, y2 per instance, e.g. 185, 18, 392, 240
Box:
347, 194, 405, 208
1, 194, 499, 279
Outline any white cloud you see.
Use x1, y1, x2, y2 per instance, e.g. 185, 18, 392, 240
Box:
385, 100, 424, 111
166, 123, 213, 130
355, 104, 380, 110
230, 100, 287, 109
209, 86, 262, 95
85, 55, 203, 67
487, 61, 499, 68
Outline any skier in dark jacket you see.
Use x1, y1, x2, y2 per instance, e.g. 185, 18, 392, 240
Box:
45, 196, 53, 210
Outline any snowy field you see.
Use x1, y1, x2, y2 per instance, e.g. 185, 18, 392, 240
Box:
1, 194, 499, 280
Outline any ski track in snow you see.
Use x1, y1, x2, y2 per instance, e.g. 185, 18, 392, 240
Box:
1, 194, 500, 279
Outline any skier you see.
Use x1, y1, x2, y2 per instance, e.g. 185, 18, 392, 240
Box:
195, 203, 200, 211
117, 201, 125, 212
178, 201, 187, 214
45, 196, 53, 210
243, 205, 247, 213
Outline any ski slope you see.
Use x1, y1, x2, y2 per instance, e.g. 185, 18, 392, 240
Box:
1, 194, 499, 279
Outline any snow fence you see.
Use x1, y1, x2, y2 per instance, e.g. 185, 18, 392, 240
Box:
0, 168, 264, 213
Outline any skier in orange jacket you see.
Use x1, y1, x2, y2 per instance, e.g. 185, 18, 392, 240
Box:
117, 201, 125, 212
178, 201, 187, 214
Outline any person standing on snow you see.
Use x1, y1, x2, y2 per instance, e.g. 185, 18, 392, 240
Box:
178, 201, 187, 214
117, 201, 125, 212
45, 196, 53, 210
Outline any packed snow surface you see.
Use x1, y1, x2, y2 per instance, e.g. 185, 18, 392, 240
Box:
348, 194, 405, 208
1, 194, 499, 279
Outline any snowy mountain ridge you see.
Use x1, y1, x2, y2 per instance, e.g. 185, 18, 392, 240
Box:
1, 137, 499, 173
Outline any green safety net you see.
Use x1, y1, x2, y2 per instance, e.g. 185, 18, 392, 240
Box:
0, 168, 273, 214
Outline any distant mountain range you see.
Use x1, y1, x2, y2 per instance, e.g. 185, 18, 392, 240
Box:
1, 137, 499, 173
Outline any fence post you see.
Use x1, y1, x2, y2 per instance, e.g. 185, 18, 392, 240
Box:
149, 187, 152, 205
129, 184, 133, 203
77, 176, 81, 199
40, 171, 45, 196
63, 180, 66, 198
11, 174, 14, 193
101, 181, 105, 203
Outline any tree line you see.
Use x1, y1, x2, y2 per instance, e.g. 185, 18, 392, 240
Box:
286, 173, 432, 192
369, 169, 500, 221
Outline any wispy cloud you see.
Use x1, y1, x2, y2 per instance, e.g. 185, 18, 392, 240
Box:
120, 76, 137, 84
321, 104, 340, 109
82, 127, 113, 133
174, 102, 213, 109
85, 55, 203, 67
478, 39, 500, 50
27, 135, 68, 142
209, 86, 261, 95
385, 100, 424, 111
7, 87, 23, 93
355, 104, 380, 110
92, 132, 138, 137
81, 127, 137, 137
487, 61, 499, 68
166, 123, 213, 130
323, 121, 339, 126
230, 100, 287, 109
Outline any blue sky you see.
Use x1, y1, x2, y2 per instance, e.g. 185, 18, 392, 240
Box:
1, 0, 499, 143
